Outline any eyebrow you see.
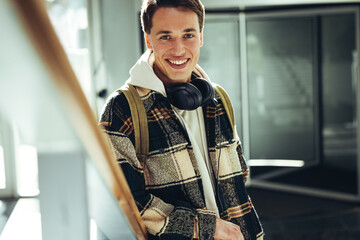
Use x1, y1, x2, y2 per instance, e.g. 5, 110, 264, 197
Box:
155, 30, 171, 36
184, 28, 197, 33
155, 28, 197, 36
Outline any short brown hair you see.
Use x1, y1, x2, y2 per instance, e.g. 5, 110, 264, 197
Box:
141, 0, 205, 34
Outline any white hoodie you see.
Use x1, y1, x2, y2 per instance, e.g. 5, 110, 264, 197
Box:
127, 50, 220, 217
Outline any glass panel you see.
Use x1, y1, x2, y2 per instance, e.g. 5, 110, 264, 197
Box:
321, 14, 357, 193
0, 125, 5, 189
247, 13, 358, 195
45, 0, 92, 105
247, 17, 316, 169
198, 17, 243, 136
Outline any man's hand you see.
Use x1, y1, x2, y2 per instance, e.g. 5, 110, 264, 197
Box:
213, 218, 244, 240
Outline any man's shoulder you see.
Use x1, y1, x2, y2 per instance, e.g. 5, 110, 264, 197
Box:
103, 84, 160, 116
105, 88, 129, 107
100, 88, 132, 119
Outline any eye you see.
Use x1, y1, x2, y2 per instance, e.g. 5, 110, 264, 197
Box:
184, 34, 194, 38
160, 35, 170, 40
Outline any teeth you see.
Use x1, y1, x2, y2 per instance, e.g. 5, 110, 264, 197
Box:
169, 59, 188, 65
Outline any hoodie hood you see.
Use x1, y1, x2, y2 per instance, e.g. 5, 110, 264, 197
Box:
128, 50, 212, 96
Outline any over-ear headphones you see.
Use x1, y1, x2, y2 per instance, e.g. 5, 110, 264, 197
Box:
165, 78, 215, 110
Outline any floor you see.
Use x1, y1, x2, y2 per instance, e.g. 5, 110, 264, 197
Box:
1, 189, 360, 239
248, 187, 360, 240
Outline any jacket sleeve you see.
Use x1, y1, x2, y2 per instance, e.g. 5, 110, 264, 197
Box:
236, 138, 250, 183
99, 93, 217, 239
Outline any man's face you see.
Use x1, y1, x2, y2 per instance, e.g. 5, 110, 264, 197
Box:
145, 7, 203, 86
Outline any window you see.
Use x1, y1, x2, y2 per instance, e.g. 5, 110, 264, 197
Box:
0, 118, 39, 197
16, 145, 39, 196
45, 0, 93, 108
8, 0, 94, 197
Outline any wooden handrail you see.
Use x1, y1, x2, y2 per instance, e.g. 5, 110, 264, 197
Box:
9, 0, 147, 239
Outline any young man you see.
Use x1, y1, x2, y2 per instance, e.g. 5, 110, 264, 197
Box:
100, 0, 263, 239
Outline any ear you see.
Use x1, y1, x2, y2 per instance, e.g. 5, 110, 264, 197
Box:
200, 31, 203, 47
145, 33, 153, 50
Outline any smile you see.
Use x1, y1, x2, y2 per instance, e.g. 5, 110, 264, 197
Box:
168, 59, 189, 65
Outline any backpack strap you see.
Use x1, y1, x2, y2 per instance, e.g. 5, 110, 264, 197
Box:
213, 83, 236, 137
118, 84, 149, 162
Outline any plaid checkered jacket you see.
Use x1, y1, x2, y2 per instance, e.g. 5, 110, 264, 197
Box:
100, 87, 263, 240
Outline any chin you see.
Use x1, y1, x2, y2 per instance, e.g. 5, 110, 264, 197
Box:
169, 72, 192, 82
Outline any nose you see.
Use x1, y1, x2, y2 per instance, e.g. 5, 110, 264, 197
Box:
171, 37, 185, 56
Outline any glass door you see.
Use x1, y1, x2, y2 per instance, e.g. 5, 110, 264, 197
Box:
321, 13, 358, 194
246, 7, 359, 200
198, 6, 359, 201
246, 15, 318, 181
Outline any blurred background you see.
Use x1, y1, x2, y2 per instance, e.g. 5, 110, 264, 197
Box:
0, 0, 360, 239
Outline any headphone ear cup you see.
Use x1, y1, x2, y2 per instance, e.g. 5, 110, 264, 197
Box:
190, 78, 215, 105
166, 84, 203, 110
